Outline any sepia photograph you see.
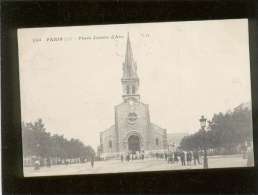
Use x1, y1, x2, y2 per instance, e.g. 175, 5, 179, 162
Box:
18, 19, 254, 177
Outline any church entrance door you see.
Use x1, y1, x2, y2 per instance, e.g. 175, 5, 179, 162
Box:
128, 135, 140, 154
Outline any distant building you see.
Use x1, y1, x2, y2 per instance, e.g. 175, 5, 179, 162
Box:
167, 132, 189, 148
99, 34, 168, 156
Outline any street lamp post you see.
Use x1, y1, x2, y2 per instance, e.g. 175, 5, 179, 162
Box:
199, 115, 208, 169
36, 143, 40, 158
35, 143, 41, 170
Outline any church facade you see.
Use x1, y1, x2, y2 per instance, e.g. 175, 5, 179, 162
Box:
99, 35, 168, 156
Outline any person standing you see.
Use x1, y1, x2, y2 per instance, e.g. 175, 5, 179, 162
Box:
193, 150, 197, 165
189, 151, 192, 166
164, 152, 168, 161
174, 151, 178, 163
121, 153, 124, 162
130, 153, 133, 161
186, 151, 190, 165
180, 151, 186, 166
34, 159, 40, 170
193, 149, 201, 165
168, 151, 173, 164
186, 151, 192, 166
129, 153, 131, 161
46, 157, 51, 168
196, 150, 201, 165
91, 155, 95, 168
137, 151, 140, 160
167, 152, 171, 164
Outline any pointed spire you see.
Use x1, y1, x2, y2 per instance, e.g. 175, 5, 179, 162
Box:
121, 33, 140, 102
123, 33, 138, 79
125, 33, 133, 68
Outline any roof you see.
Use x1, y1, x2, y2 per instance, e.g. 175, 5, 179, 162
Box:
150, 123, 164, 131
101, 125, 115, 134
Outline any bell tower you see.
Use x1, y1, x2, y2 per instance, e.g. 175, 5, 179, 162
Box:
121, 33, 140, 103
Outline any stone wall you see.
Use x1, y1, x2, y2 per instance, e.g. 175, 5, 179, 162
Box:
101, 125, 116, 153
115, 101, 150, 152
101, 101, 168, 154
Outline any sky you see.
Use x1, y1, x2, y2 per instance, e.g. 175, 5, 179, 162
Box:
18, 19, 251, 150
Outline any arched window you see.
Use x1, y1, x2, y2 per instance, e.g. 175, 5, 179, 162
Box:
156, 138, 159, 146
126, 86, 130, 94
109, 140, 112, 148
132, 86, 135, 94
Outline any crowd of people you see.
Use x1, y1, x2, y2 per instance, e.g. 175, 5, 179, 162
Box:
119, 149, 203, 167
120, 151, 145, 162
148, 149, 202, 166
162, 150, 201, 166
32, 147, 253, 171
33, 155, 96, 170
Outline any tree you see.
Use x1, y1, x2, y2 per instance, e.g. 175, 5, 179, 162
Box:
179, 104, 252, 154
22, 119, 95, 164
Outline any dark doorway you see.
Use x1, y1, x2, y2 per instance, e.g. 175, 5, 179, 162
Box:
128, 135, 140, 154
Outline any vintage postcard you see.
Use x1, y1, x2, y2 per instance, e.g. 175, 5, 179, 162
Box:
18, 19, 254, 177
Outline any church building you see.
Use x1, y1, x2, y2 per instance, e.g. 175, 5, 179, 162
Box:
99, 34, 168, 156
